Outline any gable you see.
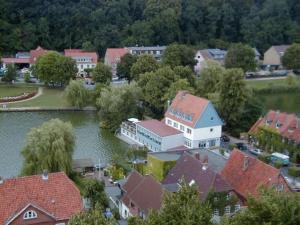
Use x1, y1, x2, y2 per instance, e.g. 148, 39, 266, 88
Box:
194, 102, 223, 129
7, 204, 56, 225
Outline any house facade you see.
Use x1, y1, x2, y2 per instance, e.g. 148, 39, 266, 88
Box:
165, 91, 223, 149
128, 46, 166, 61
104, 48, 129, 79
263, 45, 289, 69
0, 172, 83, 225
119, 171, 164, 219
194, 49, 227, 74
64, 49, 98, 75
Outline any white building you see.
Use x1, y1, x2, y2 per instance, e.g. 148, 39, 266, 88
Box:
165, 91, 223, 149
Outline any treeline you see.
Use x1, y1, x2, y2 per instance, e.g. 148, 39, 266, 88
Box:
0, 0, 300, 56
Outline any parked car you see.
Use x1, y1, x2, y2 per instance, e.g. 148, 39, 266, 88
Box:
221, 135, 230, 142
256, 70, 271, 76
249, 148, 262, 155
272, 70, 288, 76
236, 142, 248, 151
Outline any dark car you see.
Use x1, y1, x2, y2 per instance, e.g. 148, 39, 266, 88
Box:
235, 142, 248, 151
221, 135, 230, 142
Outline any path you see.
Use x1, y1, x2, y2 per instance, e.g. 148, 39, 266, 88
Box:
0, 87, 43, 105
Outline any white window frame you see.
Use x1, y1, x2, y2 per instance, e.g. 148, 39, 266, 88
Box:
234, 204, 240, 212
187, 128, 192, 134
173, 122, 178, 128
225, 206, 231, 214
180, 125, 185, 131
213, 208, 219, 216
23, 210, 38, 220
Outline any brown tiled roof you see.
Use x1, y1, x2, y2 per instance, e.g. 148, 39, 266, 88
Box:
29, 46, 48, 64
165, 91, 209, 128
105, 48, 129, 64
249, 110, 300, 144
121, 172, 164, 215
0, 172, 83, 224
221, 149, 290, 199
162, 153, 232, 200
64, 49, 98, 63
137, 119, 182, 137
1, 58, 30, 64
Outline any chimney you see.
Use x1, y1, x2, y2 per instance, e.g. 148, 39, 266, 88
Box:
0, 176, 3, 184
194, 153, 200, 160
42, 170, 48, 180
243, 156, 249, 171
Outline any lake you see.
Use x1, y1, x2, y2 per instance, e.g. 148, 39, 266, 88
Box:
258, 92, 300, 115
0, 111, 128, 178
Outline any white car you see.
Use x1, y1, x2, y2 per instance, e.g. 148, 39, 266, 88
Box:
249, 148, 262, 155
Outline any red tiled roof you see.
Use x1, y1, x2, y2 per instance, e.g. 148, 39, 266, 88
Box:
249, 110, 300, 143
165, 91, 209, 128
137, 119, 182, 137
163, 153, 232, 200
0, 172, 83, 224
122, 171, 143, 193
64, 49, 98, 63
1, 58, 30, 64
221, 149, 290, 199
121, 172, 164, 216
29, 46, 48, 64
104, 48, 129, 65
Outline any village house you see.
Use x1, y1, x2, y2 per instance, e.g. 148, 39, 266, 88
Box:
0, 172, 83, 225
127, 46, 166, 61
118, 171, 164, 219
162, 153, 242, 218
64, 49, 98, 76
165, 91, 223, 149
104, 48, 129, 79
263, 45, 290, 70
221, 149, 290, 202
1, 46, 48, 69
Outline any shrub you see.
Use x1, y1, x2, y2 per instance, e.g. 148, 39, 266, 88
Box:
288, 167, 300, 178
229, 143, 237, 150
219, 148, 225, 156
274, 160, 283, 169
24, 72, 31, 83
258, 153, 271, 164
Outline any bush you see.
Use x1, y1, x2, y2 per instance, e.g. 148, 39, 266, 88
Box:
112, 207, 120, 220
24, 72, 31, 83
258, 153, 271, 164
229, 144, 237, 150
288, 167, 300, 178
274, 160, 283, 169
219, 148, 225, 155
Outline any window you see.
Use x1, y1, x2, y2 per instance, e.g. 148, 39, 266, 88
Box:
211, 117, 214, 120
173, 122, 178, 128
187, 128, 192, 134
224, 206, 231, 214
226, 192, 232, 200
199, 141, 206, 148
214, 197, 218, 202
180, 125, 184, 131
210, 128, 213, 132
213, 209, 219, 216
167, 119, 172, 125
235, 204, 240, 212
23, 210, 37, 220
209, 139, 216, 147
56, 223, 65, 225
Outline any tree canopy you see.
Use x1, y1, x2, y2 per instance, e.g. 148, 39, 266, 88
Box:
65, 80, 89, 108
130, 55, 158, 81
282, 43, 300, 69
1, 64, 16, 83
21, 119, 75, 176
117, 53, 138, 82
92, 62, 112, 84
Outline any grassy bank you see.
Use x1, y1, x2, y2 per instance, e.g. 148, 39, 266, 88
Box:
246, 76, 300, 90
0, 84, 38, 98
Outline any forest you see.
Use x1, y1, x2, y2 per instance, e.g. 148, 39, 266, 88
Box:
0, 0, 299, 56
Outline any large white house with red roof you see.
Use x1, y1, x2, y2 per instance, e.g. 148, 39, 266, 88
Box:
165, 91, 223, 149
0, 172, 83, 225
104, 48, 129, 78
64, 49, 98, 74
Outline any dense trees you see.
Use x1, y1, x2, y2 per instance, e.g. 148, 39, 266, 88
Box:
92, 62, 112, 84
117, 53, 138, 82
0, 0, 299, 55
36, 51, 77, 86
225, 44, 257, 72
162, 44, 196, 68
1, 64, 16, 83
282, 43, 300, 69
65, 80, 89, 108
21, 119, 75, 176
130, 55, 158, 81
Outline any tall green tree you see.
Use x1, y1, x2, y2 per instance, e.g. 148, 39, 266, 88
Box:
219, 68, 249, 130
2, 64, 17, 83
225, 43, 257, 72
36, 51, 77, 86
21, 119, 75, 176
65, 80, 89, 108
282, 43, 300, 69
117, 53, 138, 82
92, 62, 112, 84
164, 79, 194, 102
128, 182, 212, 225
83, 179, 108, 209
130, 55, 158, 81
162, 44, 196, 68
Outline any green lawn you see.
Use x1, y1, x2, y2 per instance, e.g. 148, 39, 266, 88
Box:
0, 84, 38, 98
9, 87, 70, 108
246, 76, 300, 90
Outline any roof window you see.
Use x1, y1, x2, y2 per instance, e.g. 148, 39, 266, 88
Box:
23, 210, 37, 220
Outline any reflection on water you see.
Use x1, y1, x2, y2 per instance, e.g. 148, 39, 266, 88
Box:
0, 111, 128, 178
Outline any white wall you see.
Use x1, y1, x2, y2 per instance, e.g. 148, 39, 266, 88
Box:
120, 202, 131, 219
161, 133, 184, 151
77, 63, 96, 72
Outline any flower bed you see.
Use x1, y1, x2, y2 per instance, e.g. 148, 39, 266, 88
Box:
0, 92, 37, 103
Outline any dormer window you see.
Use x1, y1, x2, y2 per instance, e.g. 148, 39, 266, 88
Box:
266, 119, 272, 125
276, 122, 282, 128
23, 210, 37, 220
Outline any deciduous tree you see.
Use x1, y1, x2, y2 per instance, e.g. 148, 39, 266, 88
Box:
130, 55, 158, 81
65, 80, 89, 108
282, 43, 300, 70
117, 53, 138, 82
2, 64, 16, 83
93, 62, 112, 84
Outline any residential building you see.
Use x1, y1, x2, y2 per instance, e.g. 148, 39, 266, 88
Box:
128, 46, 166, 61
221, 149, 290, 201
120, 118, 141, 142
64, 49, 98, 76
1, 46, 47, 69
165, 91, 223, 149
263, 45, 290, 69
162, 153, 242, 217
194, 49, 227, 74
249, 110, 300, 146
118, 171, 164, 219
104, 48, 129, 78
136, 119, 184, 152
0, 172, 83, 225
